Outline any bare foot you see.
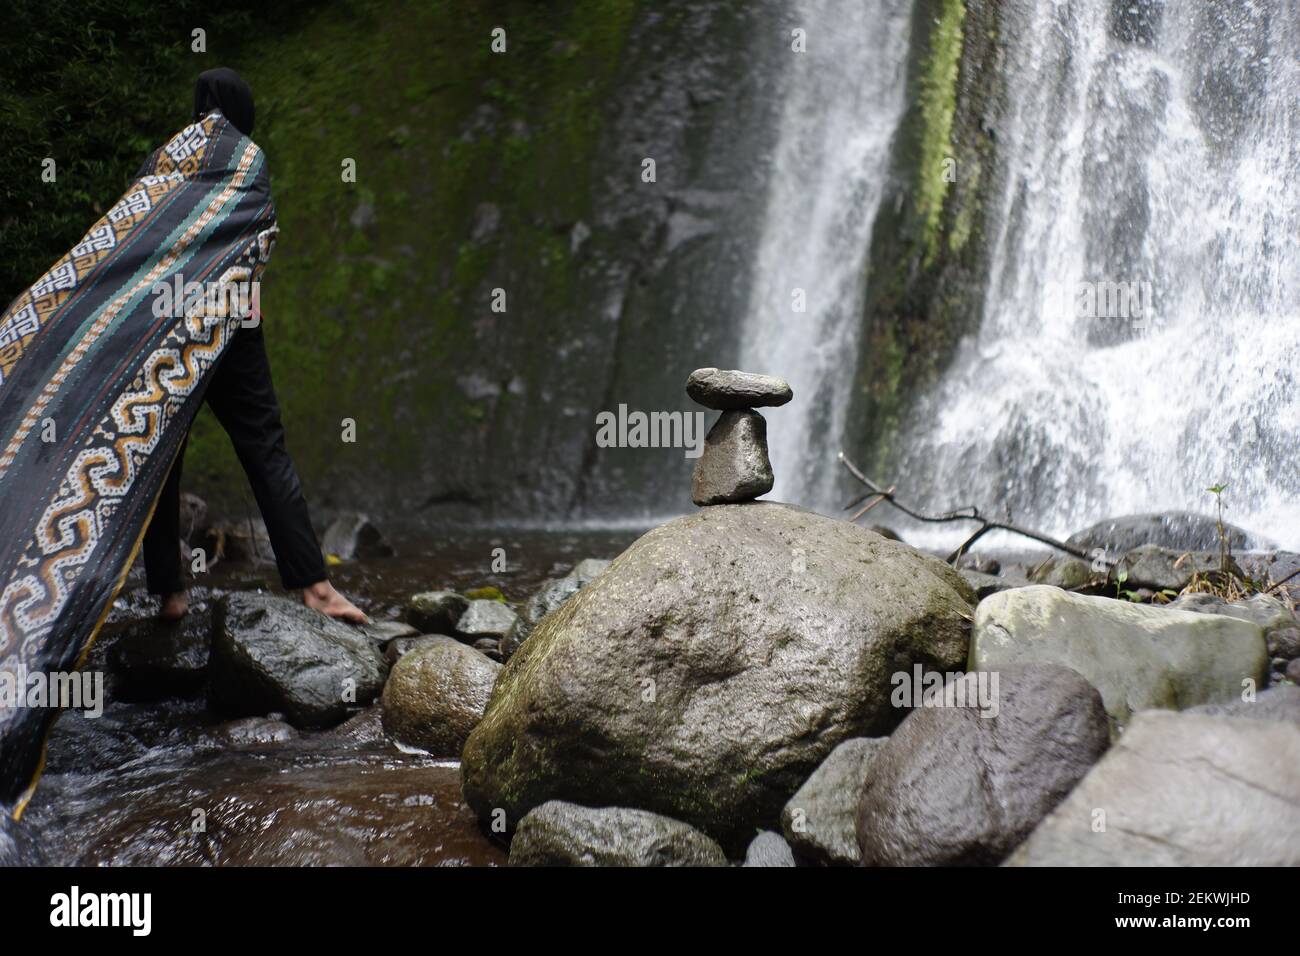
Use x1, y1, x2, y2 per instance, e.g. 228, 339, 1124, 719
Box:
301, 579, 368, 624
159, 591, 189, 621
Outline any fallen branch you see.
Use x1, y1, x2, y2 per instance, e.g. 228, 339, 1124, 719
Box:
837, 452, 1099, 566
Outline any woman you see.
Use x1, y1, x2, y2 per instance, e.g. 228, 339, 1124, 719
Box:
0, 67, 360, 814
144, 68, 366, 625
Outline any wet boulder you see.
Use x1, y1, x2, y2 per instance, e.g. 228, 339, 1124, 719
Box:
1114, 544, 1239, 592
461, 502, 975, 852
855, 665, 1109, 866
972, 586, 1267, 727
209, 592, 388, 728
508, 801, 727, 867
381, 637, 500, 756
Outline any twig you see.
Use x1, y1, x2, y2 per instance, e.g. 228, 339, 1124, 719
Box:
837, 452, 1099, 566
848, 485, 894, 522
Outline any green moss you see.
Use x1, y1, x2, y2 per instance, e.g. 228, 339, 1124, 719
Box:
180, 0, 642, 509
916, 0, 966, 266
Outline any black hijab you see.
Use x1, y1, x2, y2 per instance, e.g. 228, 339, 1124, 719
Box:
193, 68, 255, 137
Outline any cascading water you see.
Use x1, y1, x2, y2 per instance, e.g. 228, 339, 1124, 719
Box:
741, 0, 913, 511
897, 0, 1300, 549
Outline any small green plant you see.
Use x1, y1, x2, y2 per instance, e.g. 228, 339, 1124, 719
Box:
1207, 483, 1230, 575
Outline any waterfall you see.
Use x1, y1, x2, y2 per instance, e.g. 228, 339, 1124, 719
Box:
740, 0, 913, 511
898, 0, 1300, 549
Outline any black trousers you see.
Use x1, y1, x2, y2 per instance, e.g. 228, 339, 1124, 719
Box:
142, 324, 327, 593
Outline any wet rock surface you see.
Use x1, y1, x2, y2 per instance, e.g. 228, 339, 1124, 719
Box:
381, 637, 500, 756
1007, 711, 1300, 866
461, 502, 975, 852
508, 558, 610, 657
508, 801, 727, 867
209, 592, 389, 728
455, 599, 518, 642
855, 665, 1110, 867
104, 603, 215, 701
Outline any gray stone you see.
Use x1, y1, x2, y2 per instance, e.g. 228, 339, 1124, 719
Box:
359, 619, 419, 646
208, 716, 298, 748
743, 830, 796, 867
319, 512, 394, 561
1186, 685, 1300, 725
455, 599, 518, 642
1029, 556, 1100, 590
381, 637, 501, 756
1288, 659, 1300, 684
1116, 544, 1239, 592
1169, 592, 1299, 663
972, 586, 1268, 728
691, 410, 774, 506
209, 592, 388, 728
506, 558, 611, 658
686, 367, 793, 410
960, 569, 1016, 599
1065, 511, 1269, 553
406, 590, 468, 633
781, 737, 887, 865
508, 801, 727, 867
383, 634, 443, 666
1007, 711, 1300, 866
462, 502, 975, 852
855, 665, 1110, 866
0, 813, 44, 866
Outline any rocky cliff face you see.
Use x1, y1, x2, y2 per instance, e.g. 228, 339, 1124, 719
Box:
189, 0, 791, 523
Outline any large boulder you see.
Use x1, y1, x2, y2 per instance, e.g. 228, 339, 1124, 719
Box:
1007, 711, 1300, 866
209, 592, 388, 728
972, 586, 1268, 727
1065, 511, 1268, 553
381, 637, 501, 756
781, 737, 887, 866
508, 801, 727, 867
461, 502, 975, 851
855, 665, 1109, 866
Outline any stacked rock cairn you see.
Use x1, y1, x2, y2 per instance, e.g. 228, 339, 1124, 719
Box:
686, 367, 793, 506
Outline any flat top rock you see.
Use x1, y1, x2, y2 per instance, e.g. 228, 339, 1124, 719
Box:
686, 367, 793, 410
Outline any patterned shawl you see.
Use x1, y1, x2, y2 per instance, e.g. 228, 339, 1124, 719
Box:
0, 112, 277, 816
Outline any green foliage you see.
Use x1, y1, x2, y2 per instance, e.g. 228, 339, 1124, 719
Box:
0, 0, 318, 299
